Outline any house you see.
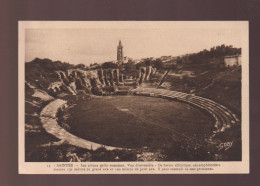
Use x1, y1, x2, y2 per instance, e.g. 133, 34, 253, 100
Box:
224, 54, 241, 67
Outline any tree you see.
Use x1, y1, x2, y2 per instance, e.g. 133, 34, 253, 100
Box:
145, 59, 153, 66
176, 57, 182, 64
154, 59, 163, 69
124, 61, 136, 73
101, 62, 118, 69
74, 64, 86, 70
135, 61, 146, 70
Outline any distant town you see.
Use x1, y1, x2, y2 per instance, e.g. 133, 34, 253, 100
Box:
87, 40, 241, 70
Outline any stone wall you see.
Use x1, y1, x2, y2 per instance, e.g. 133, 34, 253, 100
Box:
32, 65, 158, 97
47, 69, 104, 96
46, 68, 129, 97
98, 68, 120, 86
40, 99, 121, 150
137, 66, 156, 84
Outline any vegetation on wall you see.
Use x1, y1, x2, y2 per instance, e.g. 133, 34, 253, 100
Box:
25, 58, 74, 90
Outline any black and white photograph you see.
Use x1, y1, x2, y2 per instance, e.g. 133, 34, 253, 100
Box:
18, 21, 249, 173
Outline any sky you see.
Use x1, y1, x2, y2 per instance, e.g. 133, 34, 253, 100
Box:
24, 21, 247, 65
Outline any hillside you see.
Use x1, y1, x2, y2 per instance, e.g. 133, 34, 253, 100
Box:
158, 66, 241, 117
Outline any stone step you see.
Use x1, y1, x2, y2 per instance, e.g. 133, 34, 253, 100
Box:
195, 96, 239, 122
164, 92, 228, 130
138, 93, 215, 127
114, 90, 129, 95
138, 88, 238, 123
136, 90, 227, 130
131, 88, 237, 132
180, 97, 223, 129
152, 90, 234, 128
123, 81, 137, 86
187, 96, 236, 124
184, 94, 238, 123
102, 86, 114, 92
118, 82, 125, 86
117, 86, 133, 90
124, 79, 136, 82
180, 97, 231, 130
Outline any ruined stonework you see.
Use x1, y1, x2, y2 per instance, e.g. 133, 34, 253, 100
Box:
46, 65, 156, 96
137, 66, 157, 84
98, 68, 121, 86
47, 69, 104, 96
45, 68, 128, 97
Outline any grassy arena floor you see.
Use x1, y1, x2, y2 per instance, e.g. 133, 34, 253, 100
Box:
64, 95, 215, 149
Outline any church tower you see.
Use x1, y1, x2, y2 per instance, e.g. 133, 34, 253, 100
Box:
117, 40, 124, 63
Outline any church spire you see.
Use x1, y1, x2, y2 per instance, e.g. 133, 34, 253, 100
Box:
117, 40, 124, 62
119, 40, 123, 47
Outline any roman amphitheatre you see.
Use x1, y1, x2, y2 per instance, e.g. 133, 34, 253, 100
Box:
25, 44, 242, 162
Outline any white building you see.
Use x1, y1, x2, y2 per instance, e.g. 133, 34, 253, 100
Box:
224, 54, 241, 67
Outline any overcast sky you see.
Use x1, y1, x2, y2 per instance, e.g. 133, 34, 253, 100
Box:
24, 21, 247, 65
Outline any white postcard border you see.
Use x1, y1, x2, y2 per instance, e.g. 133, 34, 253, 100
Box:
18, 21, 249, 174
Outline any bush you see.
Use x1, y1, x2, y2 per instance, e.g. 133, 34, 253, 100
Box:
101, 62, 118, 69
154, 59, 163, 69
124, 61, 136, 73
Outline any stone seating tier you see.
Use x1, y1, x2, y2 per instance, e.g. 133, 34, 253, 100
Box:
40, 87, 239, 150
135, 88, 238, 122
131, 87, 239, 133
